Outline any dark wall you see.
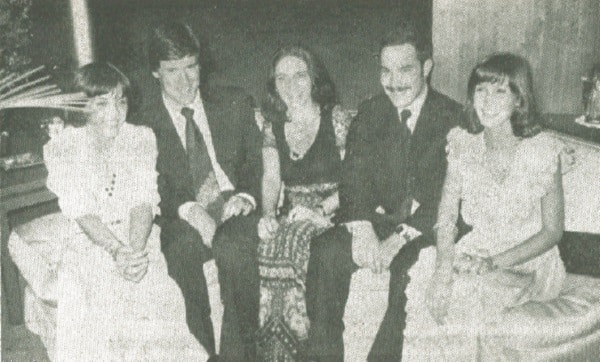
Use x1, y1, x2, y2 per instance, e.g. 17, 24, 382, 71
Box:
87, 0, 432, 110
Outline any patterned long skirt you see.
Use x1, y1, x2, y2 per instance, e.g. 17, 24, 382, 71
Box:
256, 183, 335, 361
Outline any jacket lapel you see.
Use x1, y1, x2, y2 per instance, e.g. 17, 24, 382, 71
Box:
152, 99, 195, 191
202, 92, 230, 163
409, 91, 440, 162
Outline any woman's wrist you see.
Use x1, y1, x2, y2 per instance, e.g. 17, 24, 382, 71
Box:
103, 241, 122, 260
263, 209, 277, 218
484, 256, 498, 271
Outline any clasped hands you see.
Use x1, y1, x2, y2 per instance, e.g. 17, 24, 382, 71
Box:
453, 252, 496, 275
349, 221, 406, 274
113, 246, 149, 283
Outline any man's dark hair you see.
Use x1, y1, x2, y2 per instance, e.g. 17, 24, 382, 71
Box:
380, 20, 432, 64
147, 21, 213, 79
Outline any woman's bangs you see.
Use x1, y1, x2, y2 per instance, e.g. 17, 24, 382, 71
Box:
474, 66, 507, 86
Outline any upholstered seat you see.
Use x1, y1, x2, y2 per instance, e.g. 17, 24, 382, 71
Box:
485, 274, 600, 360
8, 213, 223, 359
341, 130, 600, 360
8, 122, 600, 360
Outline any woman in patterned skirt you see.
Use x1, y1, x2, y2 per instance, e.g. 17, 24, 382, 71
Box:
255, 45, 351, 361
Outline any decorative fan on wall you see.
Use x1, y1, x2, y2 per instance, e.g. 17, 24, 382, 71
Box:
0, 65, 87, 111
0, 66, 89, 170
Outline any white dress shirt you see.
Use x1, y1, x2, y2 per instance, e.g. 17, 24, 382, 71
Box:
161, 91, 255, 219
397, 85, 428, 134
393, 85, 429, 241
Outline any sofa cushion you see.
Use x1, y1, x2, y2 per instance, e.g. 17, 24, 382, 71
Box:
8, 212, 75, 302
495, 274, 600, 348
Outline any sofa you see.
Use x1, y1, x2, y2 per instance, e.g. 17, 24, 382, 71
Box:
8, 114, 600, 360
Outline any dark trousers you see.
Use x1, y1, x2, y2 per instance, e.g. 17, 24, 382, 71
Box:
305, 225, 431, 362
212, 213, 261, 362
160, 218, 216, 357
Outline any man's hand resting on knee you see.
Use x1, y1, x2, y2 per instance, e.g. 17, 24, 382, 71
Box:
347, 221, 380, 272
347, 221, 414, 274
183, 203, 217, 248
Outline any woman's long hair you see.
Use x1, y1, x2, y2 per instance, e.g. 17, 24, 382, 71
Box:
262, 46, 337, 123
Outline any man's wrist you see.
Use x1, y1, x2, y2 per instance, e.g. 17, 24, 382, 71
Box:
395, 223, 422, 242
234, 192, 256, 210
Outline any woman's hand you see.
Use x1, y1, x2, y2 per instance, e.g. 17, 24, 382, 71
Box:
258, 215, 279, 240
114, 246, 149, 283
453, 253, 495, 275
287, 205, 332, 228
426, 270, 453, 325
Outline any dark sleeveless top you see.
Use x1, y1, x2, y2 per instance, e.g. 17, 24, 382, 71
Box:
270, 106, 342, 187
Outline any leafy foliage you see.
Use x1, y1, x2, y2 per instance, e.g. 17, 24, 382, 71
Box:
0, 0, 32, 71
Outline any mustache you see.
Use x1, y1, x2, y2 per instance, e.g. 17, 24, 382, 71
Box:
385, 86, 411, 93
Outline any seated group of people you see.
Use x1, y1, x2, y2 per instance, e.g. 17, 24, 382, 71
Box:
43, 19, 568, 361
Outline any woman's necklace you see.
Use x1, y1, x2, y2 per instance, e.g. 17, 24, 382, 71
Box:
285, 104, 321, 160
89, 132, 118, 189
483, 137, 521, 184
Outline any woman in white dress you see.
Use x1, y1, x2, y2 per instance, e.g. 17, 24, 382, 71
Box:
402, 53, 566, 361
44, 63, 208, 361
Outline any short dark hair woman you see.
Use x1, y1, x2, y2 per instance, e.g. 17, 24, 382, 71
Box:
44, 62, 208, 361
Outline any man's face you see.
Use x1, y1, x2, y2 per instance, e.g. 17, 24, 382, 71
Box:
153, 55, 200, 106
380, 44, 432, 109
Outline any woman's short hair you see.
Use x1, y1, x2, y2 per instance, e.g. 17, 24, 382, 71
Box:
465, 52, 541, 138
74, 62, 131, 98
72, 62, 131, 126
263, 45, 337, 123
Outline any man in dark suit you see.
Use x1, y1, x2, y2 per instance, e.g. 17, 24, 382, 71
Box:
304, 21, 465, 361
132, 22, 262, 361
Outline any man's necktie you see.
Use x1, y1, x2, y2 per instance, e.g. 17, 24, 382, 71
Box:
399, 109, 414, 217
400, 109, 412, 136
182, 107, 213, 191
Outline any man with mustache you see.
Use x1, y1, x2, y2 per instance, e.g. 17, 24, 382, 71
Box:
304, 21, 465, 361
132, 22, 262, 361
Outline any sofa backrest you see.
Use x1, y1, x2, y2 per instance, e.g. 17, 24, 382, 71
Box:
546, 131, 600, 234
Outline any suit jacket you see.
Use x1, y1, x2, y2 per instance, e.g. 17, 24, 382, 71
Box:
131, 85, 263, 243
337, 89, 465, 242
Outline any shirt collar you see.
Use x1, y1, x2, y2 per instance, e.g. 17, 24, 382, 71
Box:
161, 90, 203, 120
402, 85, 428, 120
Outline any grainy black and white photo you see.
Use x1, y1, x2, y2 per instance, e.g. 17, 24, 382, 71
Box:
1, 0, 599, 361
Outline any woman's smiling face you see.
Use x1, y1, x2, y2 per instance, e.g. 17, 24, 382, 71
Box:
274, 55, 312, 109
473, 80, 518, 129
87, 85, 127, 139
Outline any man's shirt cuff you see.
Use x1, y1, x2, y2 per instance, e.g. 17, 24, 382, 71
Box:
396, 223, 422, 241
178, 201, 198, 222
233, 192, 256, 209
